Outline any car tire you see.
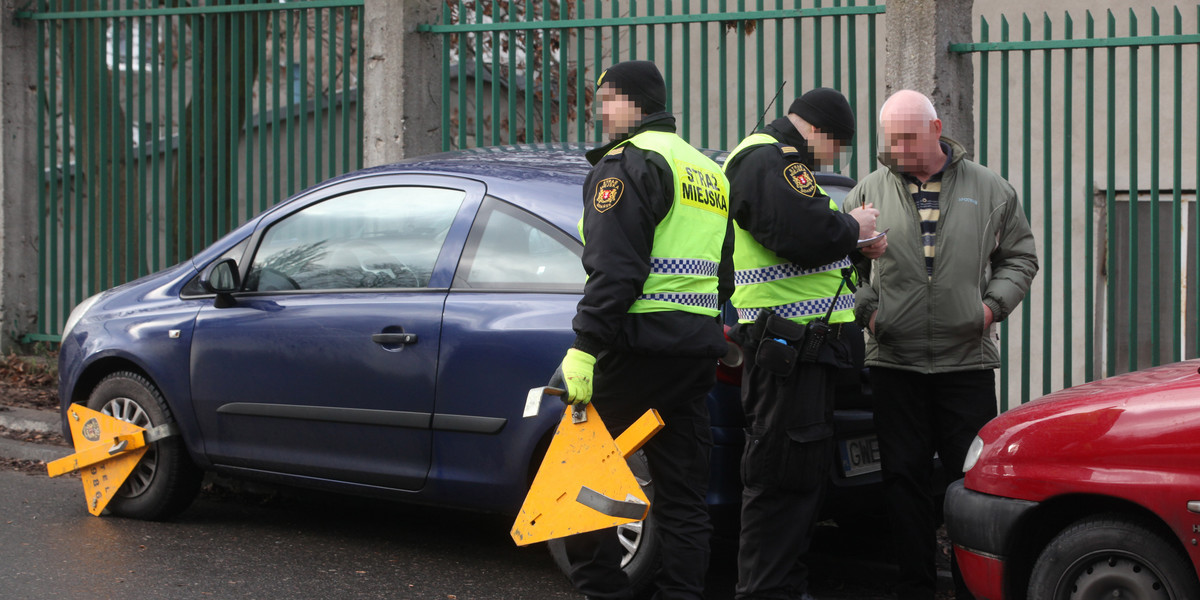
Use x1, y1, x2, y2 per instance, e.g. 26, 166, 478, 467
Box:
547, 450, 661, 599
1028, 515, 1200, 600
85, 371, 203, 521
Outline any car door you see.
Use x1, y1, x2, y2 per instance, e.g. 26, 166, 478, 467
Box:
189, 177, 483, 491
431, 196, 585, 507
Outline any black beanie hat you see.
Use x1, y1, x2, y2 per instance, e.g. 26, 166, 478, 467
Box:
596, 60, 667, 115
788, 87, 855, 144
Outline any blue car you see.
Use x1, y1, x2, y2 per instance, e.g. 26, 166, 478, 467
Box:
57, 145, 882, 592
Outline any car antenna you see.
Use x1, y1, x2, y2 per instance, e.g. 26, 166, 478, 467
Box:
747, 81, 787, 138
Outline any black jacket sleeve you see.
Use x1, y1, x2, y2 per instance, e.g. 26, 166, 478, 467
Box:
571, 145, 674, 352
727, 145, 859, 268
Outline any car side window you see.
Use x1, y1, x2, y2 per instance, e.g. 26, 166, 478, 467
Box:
245, 186, 465, 291
454, 198, 584, 292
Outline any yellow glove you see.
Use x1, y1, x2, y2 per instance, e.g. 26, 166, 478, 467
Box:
560, 348, 596, 405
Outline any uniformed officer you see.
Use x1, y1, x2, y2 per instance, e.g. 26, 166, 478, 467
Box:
723, 88, 884, 600
557, 60, 734, 600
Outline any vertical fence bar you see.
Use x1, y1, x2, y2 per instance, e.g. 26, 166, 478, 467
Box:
262, 7, 270, 213
524, 0, 534, 143
700, 0, 709, 148
812, 0, 823, 87
355, 4, 364, 168
1084, 11, 1095, 382
1040, 13, 1052, 395
1061, 12, 1073, 389
773, 0, 782, 124
440, 2, 450, 150
867, 0, 877, 173
489, 0, 499, 146
36, 11, 48, 335
1020, 14, 1031, 404
999, 15, 1011, 406
736, 1, 745, 135
682, 1, 691, 141
299, 8, 309, 190
315, 8, 324, 182
1105, 9, 1116, 377
541, 1, 551, 143
1172, 7, 1183, 362
474, 1, 484, 146
216, 8, 226, 240
509, 0, 518, 144
845, 0, 857, 179
1126, 9, 1139, 374
327, 6, 337, 179
559, 2, 569, 144
1148, 8, 1161, 367
718, 0, 728, 148
832, 0, 842, 91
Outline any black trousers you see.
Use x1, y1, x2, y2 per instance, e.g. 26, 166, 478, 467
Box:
734, 346, 837, 600
564, 351, 715, 600
870, 367, 997, 600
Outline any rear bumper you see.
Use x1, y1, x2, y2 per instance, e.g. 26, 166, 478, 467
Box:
943, 480, 1039, 600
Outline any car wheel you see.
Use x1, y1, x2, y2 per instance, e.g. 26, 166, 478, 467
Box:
1028, 515, 1200, 600
85, 371, 203, 521
547, 450, 661, 599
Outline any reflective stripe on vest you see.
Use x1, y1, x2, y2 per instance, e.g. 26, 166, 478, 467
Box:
597, 131, 729, 317
723, 134, 855, 324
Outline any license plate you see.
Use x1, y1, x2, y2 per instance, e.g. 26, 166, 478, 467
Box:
838, 434, 882, 478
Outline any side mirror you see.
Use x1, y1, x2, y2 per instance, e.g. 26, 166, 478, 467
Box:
200, 258, 241, 308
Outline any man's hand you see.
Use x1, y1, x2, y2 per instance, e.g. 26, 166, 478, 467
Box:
848, 202, 881, 240
560, 348, 597, 405
860, 233, 887, 259
983, 303, 994, 329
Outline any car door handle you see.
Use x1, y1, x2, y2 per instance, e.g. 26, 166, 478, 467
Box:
372, 333, 418, 345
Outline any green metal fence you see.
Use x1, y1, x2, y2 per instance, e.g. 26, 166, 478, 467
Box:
19, 0, 365, 342
953, 6, 1200, 408
420, 0, 884, 180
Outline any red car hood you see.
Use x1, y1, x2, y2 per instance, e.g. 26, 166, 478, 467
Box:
966, 359, 1200, 502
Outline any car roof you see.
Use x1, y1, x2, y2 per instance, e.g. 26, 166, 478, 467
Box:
314, 143, 856, 233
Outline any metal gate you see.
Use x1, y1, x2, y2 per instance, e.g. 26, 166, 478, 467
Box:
20, 0, 365, 341
420, 0, 885, 179
953, 6, 1200, 406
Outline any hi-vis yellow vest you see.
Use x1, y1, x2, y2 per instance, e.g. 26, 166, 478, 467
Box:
724, 133, 854, 325
582, 130, 730, 317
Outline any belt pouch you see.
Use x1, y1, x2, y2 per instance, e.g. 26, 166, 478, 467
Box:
755, 339, 797, 377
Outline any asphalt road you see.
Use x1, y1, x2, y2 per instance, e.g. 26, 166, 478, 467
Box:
1, 467, 912, 599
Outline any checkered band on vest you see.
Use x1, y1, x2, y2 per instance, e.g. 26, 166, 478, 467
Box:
735, 293, 856, 321
649, 257, 721, 277
733, 257, 852, 286
637, 292, 720, 311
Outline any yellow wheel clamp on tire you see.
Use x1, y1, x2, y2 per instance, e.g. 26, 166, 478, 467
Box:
47, 404, 176, 516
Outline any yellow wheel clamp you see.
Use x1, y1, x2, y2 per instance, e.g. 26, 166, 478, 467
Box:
512, 387, 665, 546
46, 404, 178, 516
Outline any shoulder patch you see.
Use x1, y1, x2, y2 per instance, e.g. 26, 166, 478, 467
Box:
593, 178, 624, 212
606, 145, 625, 156
777, 145, 799, 156
783, 162, 818, 197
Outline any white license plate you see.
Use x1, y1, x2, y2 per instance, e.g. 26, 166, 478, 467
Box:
838, 434, 882, 477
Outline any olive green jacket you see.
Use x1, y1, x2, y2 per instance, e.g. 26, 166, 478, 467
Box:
842, 137, 1039, 373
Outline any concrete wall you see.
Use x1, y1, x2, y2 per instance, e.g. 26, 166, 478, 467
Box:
362, 0, 442, 167
0, 1, 40, 353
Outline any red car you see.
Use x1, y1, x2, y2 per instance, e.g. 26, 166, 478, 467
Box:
945, 359, 1200, 600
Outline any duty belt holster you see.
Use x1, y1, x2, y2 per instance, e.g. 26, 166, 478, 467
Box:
753, 271, 852, 376
753, 310, 805, 377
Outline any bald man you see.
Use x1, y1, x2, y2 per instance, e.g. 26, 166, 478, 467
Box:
842, 90, 1038, 600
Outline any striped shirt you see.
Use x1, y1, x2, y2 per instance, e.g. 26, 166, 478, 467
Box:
903, 143, 953, 279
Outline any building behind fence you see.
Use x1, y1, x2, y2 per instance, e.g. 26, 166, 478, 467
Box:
3, 0, 1197, 409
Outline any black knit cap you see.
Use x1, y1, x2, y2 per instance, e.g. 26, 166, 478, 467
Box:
596, 60, 667, 115
788, 87, 855, 144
